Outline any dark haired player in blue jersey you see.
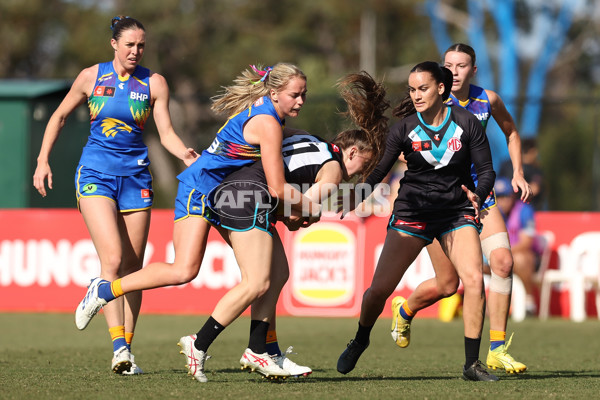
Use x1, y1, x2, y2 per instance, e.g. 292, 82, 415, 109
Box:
390, 43, 530, 375
33, 16, 198, 375
73, 62, 322, 379
337, 62, 498, 381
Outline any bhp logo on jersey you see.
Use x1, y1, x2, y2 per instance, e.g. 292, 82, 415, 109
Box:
209, 180, 278, 220
447, 138, 462, 152
473, 112, 489, 121
130, 92, 149, 102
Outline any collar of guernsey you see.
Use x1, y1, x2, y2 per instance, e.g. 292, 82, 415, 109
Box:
79, 61, 151, 175
445, 84, 491, 131
177, 95, 284, 195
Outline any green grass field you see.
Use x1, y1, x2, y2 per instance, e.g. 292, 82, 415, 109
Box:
1, 313, 599, 399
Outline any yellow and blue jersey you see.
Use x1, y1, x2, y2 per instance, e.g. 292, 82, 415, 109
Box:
445, 84, 492, 131
446, 84, 497, 209
177, 96, 283, 195
79, 62, 152, 176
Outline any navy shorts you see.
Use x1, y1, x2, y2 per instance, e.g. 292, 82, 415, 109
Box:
388, 210, 482, 244
75, 165, 153, 212
173, 182, 219, 225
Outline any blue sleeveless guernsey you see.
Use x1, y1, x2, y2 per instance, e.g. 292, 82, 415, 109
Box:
445, 84, 492, 131
79, 62, 152, 175
177, 96, 283, 195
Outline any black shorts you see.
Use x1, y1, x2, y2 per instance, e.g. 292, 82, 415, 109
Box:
388, 209, 482, 244
210, 177, 278, 234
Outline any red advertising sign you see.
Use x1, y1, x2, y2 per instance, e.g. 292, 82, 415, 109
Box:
1, 209, 598, 319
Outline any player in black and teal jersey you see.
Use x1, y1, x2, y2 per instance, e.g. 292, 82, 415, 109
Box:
391, 43, 531, 375
338, 62, 498, 382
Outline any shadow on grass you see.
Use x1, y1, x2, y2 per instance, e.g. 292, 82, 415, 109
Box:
508, 370, 600, 380
120, 367, 600, 383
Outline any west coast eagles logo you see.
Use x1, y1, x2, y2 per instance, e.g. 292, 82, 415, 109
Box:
101, 118, 133, 138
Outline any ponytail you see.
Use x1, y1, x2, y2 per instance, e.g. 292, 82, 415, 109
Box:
333, 71, 390, 180
211, 63, 306, 117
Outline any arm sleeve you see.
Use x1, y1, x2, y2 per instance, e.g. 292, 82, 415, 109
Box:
469, 119, 496, 207
365, 123, 404, 187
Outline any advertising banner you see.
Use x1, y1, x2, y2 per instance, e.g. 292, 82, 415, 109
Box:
1, 209, 598, 319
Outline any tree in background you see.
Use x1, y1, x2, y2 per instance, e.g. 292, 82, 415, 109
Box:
423, 0, 600, 210
424, 0, 592, 164
1, 0, 599, 209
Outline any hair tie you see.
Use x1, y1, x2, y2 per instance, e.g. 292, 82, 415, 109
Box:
250, 65, 273, 85
110, 16, 131, 31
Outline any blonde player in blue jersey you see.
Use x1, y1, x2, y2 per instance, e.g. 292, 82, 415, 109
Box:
33, 16, 198, 375
390, 43, 532, 375
73, 62, 322, 380
177, 71, 388, 382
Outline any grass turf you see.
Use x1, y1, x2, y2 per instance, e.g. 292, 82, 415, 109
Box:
1, 313, 599, 399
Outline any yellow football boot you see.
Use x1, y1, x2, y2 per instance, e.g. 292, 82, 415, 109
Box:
390, 296, 411, 348
486, 333, 527, 374
438, 293, 462, 322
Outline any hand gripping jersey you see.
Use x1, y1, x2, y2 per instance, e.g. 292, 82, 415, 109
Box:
212, 134, 343, 231
177, 96, 283, 195
79, 62, 152, 175
366, 105, 495, 216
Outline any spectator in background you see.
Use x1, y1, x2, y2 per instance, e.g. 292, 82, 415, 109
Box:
500, 138, 545, 210
494, 177, 541, 316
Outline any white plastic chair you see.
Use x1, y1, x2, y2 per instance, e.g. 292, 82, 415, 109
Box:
539, 231, 600, 321
510, 230, 554, 322
535, 230, 555, 285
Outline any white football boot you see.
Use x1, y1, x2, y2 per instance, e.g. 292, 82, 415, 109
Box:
75, 277, 108, 330
273, 346, 312, 377
122, 353, 144, 375
111, 346, 132, 374
178, 334, 209, 383
240, 348, 290, 380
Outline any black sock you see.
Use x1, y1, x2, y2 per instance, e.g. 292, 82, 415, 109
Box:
464, 336, 481, 369
354, 322, 373, 346
194, 316, 225, 352
248, 320, 270, 354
